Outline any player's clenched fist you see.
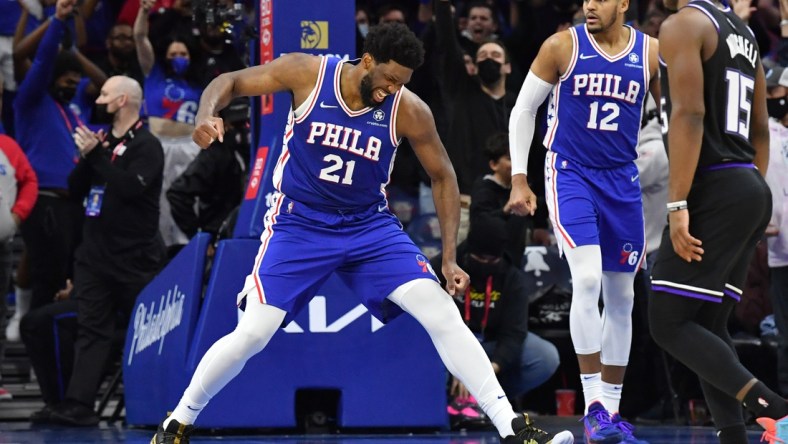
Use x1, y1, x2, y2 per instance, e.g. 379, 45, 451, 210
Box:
442, 261, 469, 296
192, 116, 225, 149
55, 0, 76, 20
505, 175, 537, 217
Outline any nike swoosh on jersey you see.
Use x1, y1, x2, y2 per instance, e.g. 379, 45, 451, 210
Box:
320, 101, 338, 109
579, 53, 598, 60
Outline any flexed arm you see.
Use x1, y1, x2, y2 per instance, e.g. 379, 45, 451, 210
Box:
193, 53, 321, 148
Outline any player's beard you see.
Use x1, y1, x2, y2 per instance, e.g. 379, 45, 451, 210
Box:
586, 15, 615, 34
359, 73, 377, 108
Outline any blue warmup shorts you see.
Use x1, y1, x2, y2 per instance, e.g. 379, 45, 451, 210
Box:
242, 193, 439, 324
544, 151, 646, 272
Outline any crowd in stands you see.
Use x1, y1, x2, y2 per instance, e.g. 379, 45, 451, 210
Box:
0, 0, 786, 431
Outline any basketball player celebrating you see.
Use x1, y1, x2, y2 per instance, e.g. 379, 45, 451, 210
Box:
150, 23, 573, 444
506, 0, 658, 442
649, 1, 788, 443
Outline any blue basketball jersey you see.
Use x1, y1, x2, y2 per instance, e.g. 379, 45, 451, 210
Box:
273, 56, 402, 212
143, 64, 201, 124
544, 24, 651, 167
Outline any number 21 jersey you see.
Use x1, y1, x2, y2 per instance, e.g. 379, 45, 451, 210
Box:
272, 56, 402, 212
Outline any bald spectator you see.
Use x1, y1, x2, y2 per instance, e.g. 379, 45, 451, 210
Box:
49, 75, 165, 426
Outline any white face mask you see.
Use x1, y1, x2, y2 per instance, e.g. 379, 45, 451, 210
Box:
358, 23, 369, 38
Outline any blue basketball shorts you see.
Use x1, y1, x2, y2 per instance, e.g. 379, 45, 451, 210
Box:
544, 151, 646, 272
240, 193, 439, 324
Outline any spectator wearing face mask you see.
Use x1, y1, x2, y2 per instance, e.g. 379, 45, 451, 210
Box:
13, 0, 85, 315
96, 23, 144, 88
431, 215, 560, 421
134, 0, 204, 255
425, 0, 517, 243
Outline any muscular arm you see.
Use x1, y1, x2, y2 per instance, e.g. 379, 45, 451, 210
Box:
660, 10, 708, 203
750, 59, 770, 175
398, 90, 467, 294
193, 53, 319, 147
661, 9, 711, 262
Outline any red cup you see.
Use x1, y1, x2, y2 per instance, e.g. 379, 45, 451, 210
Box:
555, 389, 576, 416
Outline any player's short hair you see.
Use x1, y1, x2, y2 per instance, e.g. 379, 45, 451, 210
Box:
484, 132, 510, 163
363, 22, 425, 70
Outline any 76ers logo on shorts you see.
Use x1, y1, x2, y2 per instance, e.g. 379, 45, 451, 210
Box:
416, 254, 437, 277
619, 242, 640, 267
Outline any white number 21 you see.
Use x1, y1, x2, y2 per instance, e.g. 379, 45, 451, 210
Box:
319, 154, 355, 185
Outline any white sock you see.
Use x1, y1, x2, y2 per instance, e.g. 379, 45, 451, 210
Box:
167, 394, 207, 428
167, 298, 286, 427
387, 279, 516, 438
602, 381, 623, 415
581, 372, 604, 413
5, 287, 31, 342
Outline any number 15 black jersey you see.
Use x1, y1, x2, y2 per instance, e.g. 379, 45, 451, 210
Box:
660, 0, 760, 167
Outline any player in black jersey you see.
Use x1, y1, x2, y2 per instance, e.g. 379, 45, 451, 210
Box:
650, 1, 788, 443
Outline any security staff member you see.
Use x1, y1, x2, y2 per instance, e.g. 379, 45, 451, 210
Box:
50, 75, 165, 426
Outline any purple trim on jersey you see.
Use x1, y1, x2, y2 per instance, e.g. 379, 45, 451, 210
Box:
723, 288, 741, 301
695, 0, 731, 11
651, 285, 723, 303
688, 2, 720, 32
699, 162, 755, 172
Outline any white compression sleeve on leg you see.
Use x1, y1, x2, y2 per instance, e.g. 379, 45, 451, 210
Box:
600, 271, 636, 366
388, 279, 516, 438
169, 292, 287, 426
564, 245, 603, 355
508, 70, 554, 177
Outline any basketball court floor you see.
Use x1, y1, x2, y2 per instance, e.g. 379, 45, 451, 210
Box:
0, 417, 771, 443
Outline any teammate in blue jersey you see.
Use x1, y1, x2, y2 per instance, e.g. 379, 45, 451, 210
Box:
506, 0, 659, 443
151, 23, 574, 444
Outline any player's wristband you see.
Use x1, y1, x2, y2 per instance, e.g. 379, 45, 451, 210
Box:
666, 200, 688, 212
